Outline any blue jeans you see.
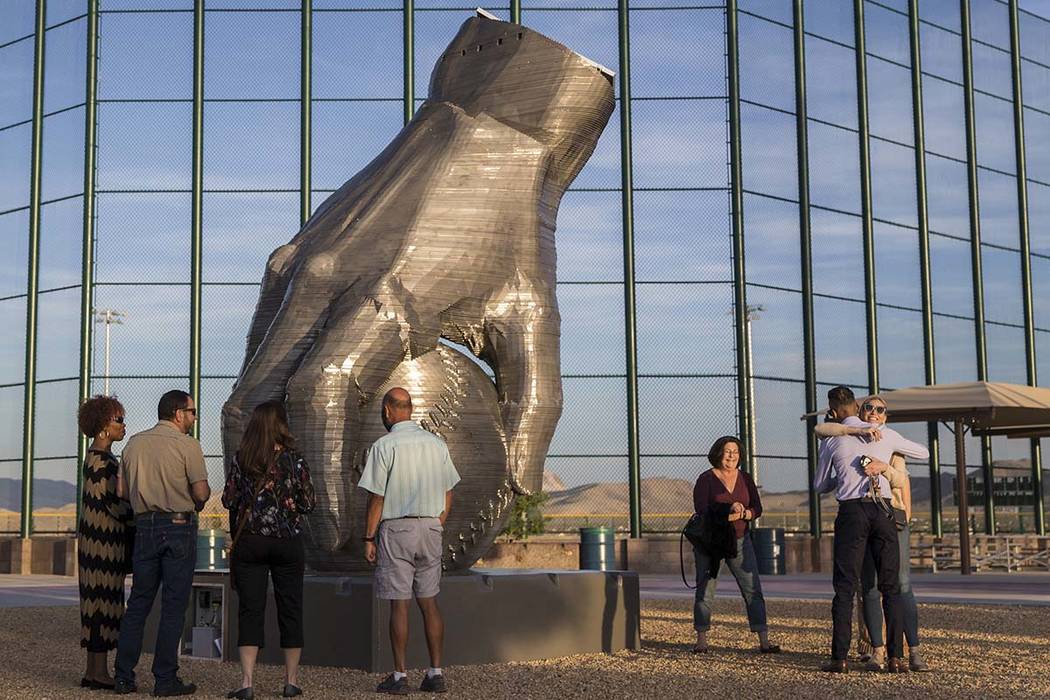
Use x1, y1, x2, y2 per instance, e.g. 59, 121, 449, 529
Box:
115, 513, 197, 688
693, 533, 768, 632
862, 522, 920, 648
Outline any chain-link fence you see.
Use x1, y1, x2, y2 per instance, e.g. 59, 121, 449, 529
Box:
2, 0, 1048, 538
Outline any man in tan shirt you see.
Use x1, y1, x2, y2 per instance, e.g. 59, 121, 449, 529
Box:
114, 390, 210, 697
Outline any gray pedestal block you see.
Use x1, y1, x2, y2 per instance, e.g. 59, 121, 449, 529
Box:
143, 569, 640, 671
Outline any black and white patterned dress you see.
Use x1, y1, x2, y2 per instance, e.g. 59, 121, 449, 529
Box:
77, 449, 133, 652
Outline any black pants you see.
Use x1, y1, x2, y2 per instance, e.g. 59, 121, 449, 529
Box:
233, 533, 305, 649
831, 500, 903, 660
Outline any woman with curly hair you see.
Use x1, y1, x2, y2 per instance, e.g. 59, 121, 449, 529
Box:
76, 395, 134, 689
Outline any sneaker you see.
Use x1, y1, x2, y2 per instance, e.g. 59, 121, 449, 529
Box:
114, 679, 138, 695
152, 679, 197, 697
376, 674, 409, 695
420, 673, 448, 693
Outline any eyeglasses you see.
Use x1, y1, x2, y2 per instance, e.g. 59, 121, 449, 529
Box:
179, 407, 197, 416
861, 403, 887, 415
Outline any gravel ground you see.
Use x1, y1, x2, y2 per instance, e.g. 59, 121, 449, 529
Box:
3, 598, 1047, 699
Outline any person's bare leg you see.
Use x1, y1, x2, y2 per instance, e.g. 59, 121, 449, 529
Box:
390, 600, 411, 673
416, 596, 444, 668
86, 651, 112, 683
283, 648, 301, 687
694, 630, 708, 651
238, 646, 259, 689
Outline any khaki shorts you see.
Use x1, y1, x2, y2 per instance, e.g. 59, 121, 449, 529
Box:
375, 517, 443, 600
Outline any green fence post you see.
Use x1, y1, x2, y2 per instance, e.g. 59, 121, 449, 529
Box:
908, 0, 942, 536
853, 0, 878, 394
1008, 0, 1043, 535
77, 0, 101, 526
510, 0, 521, 24
301, 0, 312, 227
617, 0, 641, 538
793, 0, 820, 538
726, 0, 755, 489
959, 0, 994, 534
21, 0, 48, 538
403, 1, 414, 125
189, 0, 204, 437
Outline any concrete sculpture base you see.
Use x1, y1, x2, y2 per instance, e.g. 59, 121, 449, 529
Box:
144, 569, 640, 671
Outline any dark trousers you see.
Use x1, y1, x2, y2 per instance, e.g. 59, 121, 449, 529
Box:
115, 514, 197, 688
233, 533, 305, 648
831, 500, 903, 660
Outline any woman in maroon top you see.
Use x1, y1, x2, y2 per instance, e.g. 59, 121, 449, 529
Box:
691, 436, 780, 654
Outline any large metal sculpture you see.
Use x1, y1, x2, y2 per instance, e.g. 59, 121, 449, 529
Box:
221, 14, 615, 572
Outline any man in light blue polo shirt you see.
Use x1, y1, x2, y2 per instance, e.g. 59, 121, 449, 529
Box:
359, 387, 460, 695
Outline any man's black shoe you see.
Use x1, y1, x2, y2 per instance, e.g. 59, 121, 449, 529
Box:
420, 673, 448, 693
113, 679, 138, 695
152, 679, 197, 697
820, 659, 849, 673
376, 674, 409, 695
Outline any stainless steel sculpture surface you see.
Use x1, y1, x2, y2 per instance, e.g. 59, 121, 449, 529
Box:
221, 14, 615, 572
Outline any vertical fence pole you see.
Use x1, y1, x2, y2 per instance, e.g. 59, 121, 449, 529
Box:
959, 0, 993, 534
1008, 0, 1043, 535
853, 0, 878, 394
956, 419, 972, 573
908, 0, 942, 536
793, 0, 820, 538
77, 0, 101, 526
726, 0, 754, 487
403, 1, 414, 125
617, 0, 641, 538
21, 0, 48, 539
189, 0, 204, 438
510, 0, 521, 24
300, 0, 312, 227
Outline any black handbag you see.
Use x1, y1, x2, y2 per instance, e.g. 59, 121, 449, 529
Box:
893, 507, 908, 532
679, 513, 706, 589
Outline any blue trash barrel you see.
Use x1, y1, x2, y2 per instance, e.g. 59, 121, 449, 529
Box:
196, 529, 227, 571
752, 527, 785, 576
579, 527, 616, 571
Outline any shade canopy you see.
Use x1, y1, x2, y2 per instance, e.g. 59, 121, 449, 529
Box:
872, 381, 1050, 437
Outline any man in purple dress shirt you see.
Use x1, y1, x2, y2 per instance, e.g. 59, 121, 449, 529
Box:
813, 386, 928, 673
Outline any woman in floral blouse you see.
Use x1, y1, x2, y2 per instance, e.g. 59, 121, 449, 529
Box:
222, 400, 315, 700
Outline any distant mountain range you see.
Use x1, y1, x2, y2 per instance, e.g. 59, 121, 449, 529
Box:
0, 477, 77, 511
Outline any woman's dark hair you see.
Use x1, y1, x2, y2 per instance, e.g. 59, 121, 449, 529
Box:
78, 395, 125, 438
707, 435, 744, 468
236, 400, 295, 480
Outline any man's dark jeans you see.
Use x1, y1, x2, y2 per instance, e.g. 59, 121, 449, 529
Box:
831, 499, 902, 660
115, 512, 197, 689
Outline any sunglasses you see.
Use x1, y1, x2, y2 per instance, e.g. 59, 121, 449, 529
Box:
179, 407, 197, 416
112, 416, 125, 424
861, 403, 887, 415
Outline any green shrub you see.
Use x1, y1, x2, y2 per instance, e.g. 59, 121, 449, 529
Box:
501, 492, 550, 541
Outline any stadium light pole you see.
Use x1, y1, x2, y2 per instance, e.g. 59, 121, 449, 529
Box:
94, 310, 126, 396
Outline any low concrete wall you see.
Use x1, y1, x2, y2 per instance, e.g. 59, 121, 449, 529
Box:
0, 537, 76, 575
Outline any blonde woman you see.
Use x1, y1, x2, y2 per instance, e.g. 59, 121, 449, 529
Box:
814, 395, 927, 672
